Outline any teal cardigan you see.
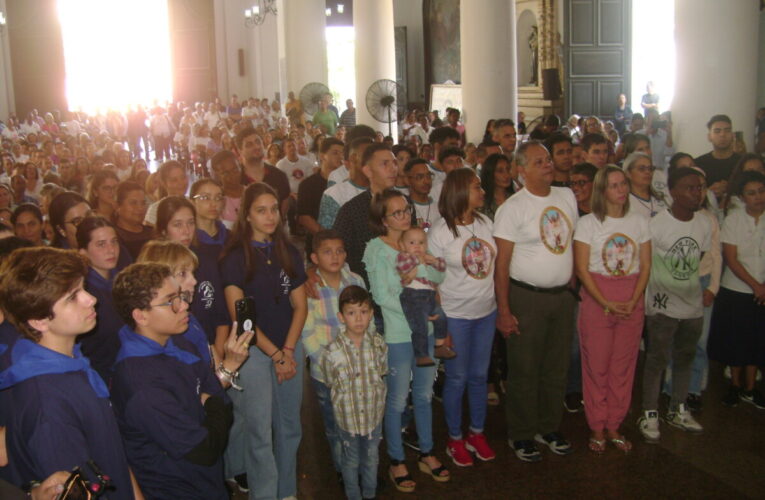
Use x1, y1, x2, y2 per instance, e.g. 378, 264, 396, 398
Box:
362, 237, 445, 344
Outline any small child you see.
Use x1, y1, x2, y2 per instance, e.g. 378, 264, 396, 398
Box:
300, 229, 367, 479
320, 286, 387, 500
396, 226, 456, 366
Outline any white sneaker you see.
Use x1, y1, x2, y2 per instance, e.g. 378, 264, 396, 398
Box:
638, 410, 660, 442
665, 404, 703, 433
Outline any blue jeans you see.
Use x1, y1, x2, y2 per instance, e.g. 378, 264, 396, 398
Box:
338, 423, 382, 500
663, 274, 711, 396
311, 378, 343, 473
384, 336, 436, 460
443, 311, 497, 439
400, 288, 447, 359
225, 344, 303, 500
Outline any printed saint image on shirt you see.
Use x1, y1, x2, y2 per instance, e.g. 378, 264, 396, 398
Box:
461, 237, 495, 279
601, 233, 637, 276
539, 206, 572, 254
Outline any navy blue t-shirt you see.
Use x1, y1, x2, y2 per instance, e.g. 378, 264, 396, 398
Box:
191, 243, 230, 344
79, 267, 125, 383
0, 321, 21, 483
110, 331, 228, 500
5, 370, 133, 499
220, 242, 306, 348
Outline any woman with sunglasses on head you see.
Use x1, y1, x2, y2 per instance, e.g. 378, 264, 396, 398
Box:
623, 152, 668, 219
154, 196, 231, 362
219, 182, 307, 500
75, 215, 126, 383
363, 188, 450, 493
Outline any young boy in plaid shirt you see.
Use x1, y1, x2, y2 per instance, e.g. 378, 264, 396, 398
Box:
320, 286, 387, 500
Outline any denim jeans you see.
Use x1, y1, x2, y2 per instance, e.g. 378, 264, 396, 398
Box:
338, 423, 383, 500
225, 344, 304, 500
443, 310, 497, 438
384, 335, 436, 460
400, 288, 447, 359
662, 274, 712, 396
311, 377, 343, 473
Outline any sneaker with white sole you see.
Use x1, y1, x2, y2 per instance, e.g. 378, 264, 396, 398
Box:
740, 389, 765, 410
533, 432, 573, 456
509, 439, 542, 463
665, 404, 703, 433
638, 410, 660, 442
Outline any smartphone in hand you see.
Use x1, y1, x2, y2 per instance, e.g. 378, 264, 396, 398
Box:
235, 297, 257, 346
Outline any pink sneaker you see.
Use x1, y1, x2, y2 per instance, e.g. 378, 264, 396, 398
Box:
466, 432, 496, 461
446, 438, 474, 467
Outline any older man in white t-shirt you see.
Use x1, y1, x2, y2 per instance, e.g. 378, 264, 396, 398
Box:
493, 140, 579, 463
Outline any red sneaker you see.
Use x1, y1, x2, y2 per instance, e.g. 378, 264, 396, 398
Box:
466, 432, 496, 461
446, 438, 474, 467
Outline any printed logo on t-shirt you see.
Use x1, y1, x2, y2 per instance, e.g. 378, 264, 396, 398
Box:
601, 233, 637, 276
279, 269, 292, 296
539, 206, 572, 255
664, 237, 700, 280
292, 169, 304, 180
461, 237, 495, 280
198, 281, 215, 310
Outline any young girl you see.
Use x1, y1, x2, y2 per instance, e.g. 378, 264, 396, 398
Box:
113, 181, 153, 260
144, 160, 189, 226
49, 191, 91, 249
190, 178, 228, 248
363, 188, 450, 493
219, 182, 307, 500
76, 215, 125, 382
708, 171, 765, 408
155, 196, 230, 361
574, 166, 651, 452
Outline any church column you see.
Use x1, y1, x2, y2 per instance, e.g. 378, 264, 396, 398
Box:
673, 0, 759, 156
461, 0, 517, 144
354, 0, 397, 137
284, 0, 327, 94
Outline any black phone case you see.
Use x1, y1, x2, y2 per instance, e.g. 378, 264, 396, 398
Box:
235, 297, 257, 346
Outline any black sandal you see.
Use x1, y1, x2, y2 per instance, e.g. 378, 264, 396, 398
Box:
417, 452, 450, 482
388, 458, 416, 493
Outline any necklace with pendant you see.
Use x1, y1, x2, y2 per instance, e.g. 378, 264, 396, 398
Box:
253, 241, 273, 264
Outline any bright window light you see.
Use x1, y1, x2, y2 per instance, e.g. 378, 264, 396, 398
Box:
58, 0, 172, 114
326, 26, 355, 109
631, 0, 675, 112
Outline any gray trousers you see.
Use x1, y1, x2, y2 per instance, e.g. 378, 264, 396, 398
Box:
504, 285, 575, 441
641, 313, 703, 411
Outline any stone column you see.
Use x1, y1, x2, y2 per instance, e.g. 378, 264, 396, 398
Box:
673, 0, 759, 156
461, 0, 517, 144
354, 0, 397, 137
284, 0, 327, 94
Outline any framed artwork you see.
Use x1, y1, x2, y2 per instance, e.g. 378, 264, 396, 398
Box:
423, 0, 461, 104
429, 84, 462, 120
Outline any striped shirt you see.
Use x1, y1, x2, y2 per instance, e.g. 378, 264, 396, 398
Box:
320, 329, 388, 437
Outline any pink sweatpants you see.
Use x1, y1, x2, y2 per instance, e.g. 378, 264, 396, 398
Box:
578, 273, 644, 431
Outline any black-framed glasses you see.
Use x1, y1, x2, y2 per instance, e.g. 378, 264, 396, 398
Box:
149, 289, 192, 314
386, 205, 413, 220
65, 211, 93, 227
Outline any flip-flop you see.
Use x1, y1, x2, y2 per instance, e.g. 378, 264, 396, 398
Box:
609, 435, 633, 453
588, 437, 606, 453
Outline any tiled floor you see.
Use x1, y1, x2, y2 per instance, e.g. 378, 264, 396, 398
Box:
231, 358, 764, 499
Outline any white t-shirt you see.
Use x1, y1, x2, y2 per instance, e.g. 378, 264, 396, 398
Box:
276, 156, 314, 193
428, 215, 497, 319
493, 186, 578, 288
720, 208, 765, 294
646, 209, 711, 319
412, 197, 440, 232
629, 192, 668, 219
327, 164, 349, 187
574, 212, 649, 276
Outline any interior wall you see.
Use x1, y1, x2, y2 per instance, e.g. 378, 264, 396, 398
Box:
758, 7, 765, 108
393, 0, 425, 107
516, 9, 536, 87
0, 0, 15, 120
6, 0, 66, 117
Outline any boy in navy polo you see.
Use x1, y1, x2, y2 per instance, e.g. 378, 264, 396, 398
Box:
0, 247, 136, 499
111, 263, 232, 500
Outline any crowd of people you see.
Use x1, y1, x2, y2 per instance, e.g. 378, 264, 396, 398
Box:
0, 93, 763, 500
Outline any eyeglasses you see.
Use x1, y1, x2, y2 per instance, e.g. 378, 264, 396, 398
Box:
65, 211, 93, 227
386, 205, 413, 220
569, 180, 591, 188
149, 289, 192, 314
633, 165, 656, 173
408, 173, 435, 181
193, 193, 224, 202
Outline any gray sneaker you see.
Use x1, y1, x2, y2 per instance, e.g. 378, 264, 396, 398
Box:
638, 410, 660, 442
665, 403, 703, 433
